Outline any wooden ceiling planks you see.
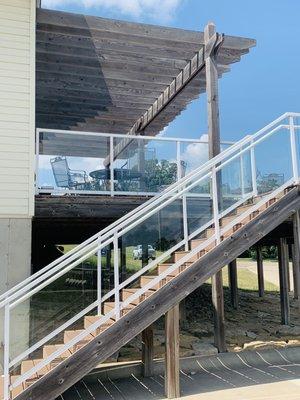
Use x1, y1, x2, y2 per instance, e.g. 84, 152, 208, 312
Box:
36, 8, 256, 134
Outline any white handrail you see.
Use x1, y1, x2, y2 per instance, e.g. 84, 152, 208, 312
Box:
37, 127, 235, 144
0, 114, 295, 307
0, 130, 252, 305
8, 133, 257, 309
2, 112, 300, 399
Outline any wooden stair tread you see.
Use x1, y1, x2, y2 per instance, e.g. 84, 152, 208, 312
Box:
104, 302, 135, 317
190, 239, 215, 251
43, 344, 73, 359
157, 263, 190, 276
84, 315, 115, 336
32, 359, 50, 377
122, 288, 155, 305
140, 274, 173, 290
64, 329, 94, 343
0, 375, 3, 399
20, 360, 38, 378
10, 375, 24, 399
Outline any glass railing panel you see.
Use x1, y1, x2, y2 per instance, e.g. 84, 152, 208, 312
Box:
294, 123, 300, 175
240, 148, 253, 194
118, 196, 185, 286
37, 131, 110, 194
9, 249, 100, 362
185, 176, 213, 237
112, 137, 177, 194
217, 156, 244, 214
254, 126, 292, 195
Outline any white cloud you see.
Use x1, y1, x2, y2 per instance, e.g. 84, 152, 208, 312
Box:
157, 126, 169, 137
181, 134, 209, 171
42, 0, 182, 23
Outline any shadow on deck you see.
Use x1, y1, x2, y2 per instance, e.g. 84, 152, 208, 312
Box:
59, 347, 300, 400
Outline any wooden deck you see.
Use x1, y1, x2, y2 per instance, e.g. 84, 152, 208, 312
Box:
35, 194, 147, 220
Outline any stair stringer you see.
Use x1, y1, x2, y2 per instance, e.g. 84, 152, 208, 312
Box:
16, 186, 300, 400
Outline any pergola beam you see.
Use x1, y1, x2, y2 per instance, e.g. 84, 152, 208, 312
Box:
129, 35, 224, 136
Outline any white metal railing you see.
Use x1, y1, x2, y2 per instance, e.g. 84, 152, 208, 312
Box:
35, 128, 234, 197
1, 112, 300, 399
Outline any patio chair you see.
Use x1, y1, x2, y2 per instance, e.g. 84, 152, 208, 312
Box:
50, 156, 90, 190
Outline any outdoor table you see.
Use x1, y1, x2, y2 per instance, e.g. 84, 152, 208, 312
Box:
89, 168, 144, 191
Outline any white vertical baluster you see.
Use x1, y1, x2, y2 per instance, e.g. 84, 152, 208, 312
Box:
97, 237, 102, 315
4, 304, 10, 400
176, 141, 181, 181
110, 136, 114, 197
289, 116, 299, 183
178, 140, 189, 250
113, 234, 120, 320
211, 166, 221, 245
35, 129, 40, 195
240, 149, 245, 198
182, 195, 189, 251
250, 140, 257, 197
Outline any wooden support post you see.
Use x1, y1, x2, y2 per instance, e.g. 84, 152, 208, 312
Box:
205, 21, 226, 353
278, 238, 290, 325
256, 246, 264, 297
292, 212, 300, 300
165, 305, 180, 399
212, 273, 226, 352
228, 260, 238, 309
142, 324, 154, 377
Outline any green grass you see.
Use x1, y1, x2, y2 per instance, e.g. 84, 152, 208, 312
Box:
62, 244, 163, 273
222, 264, 279, 292
62, 246, 279, 292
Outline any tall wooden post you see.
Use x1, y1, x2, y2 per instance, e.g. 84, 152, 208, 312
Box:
165, 305, 180, 399
278, 238, 290, 325
142, 324, 154, 377
204, 21, 226, 353
292, 212, 300, 300
256, 245, 264, 297
228, 260, 238, 309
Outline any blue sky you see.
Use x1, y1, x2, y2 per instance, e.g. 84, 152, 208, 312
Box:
41, 0, 300, 143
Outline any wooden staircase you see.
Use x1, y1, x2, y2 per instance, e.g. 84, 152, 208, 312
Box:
3, 185, 300, 400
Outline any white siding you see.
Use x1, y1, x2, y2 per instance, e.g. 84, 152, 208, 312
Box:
0, 0, 35, 217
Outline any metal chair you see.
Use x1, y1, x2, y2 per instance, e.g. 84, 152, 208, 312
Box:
50, 156, 90, 190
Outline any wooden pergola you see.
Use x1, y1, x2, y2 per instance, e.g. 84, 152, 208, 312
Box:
36, 9, 255, 136
35, 9, 257, 399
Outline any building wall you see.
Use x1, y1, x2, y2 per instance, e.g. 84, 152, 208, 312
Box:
0, 0, 36, 368
0, 0, 35, 217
